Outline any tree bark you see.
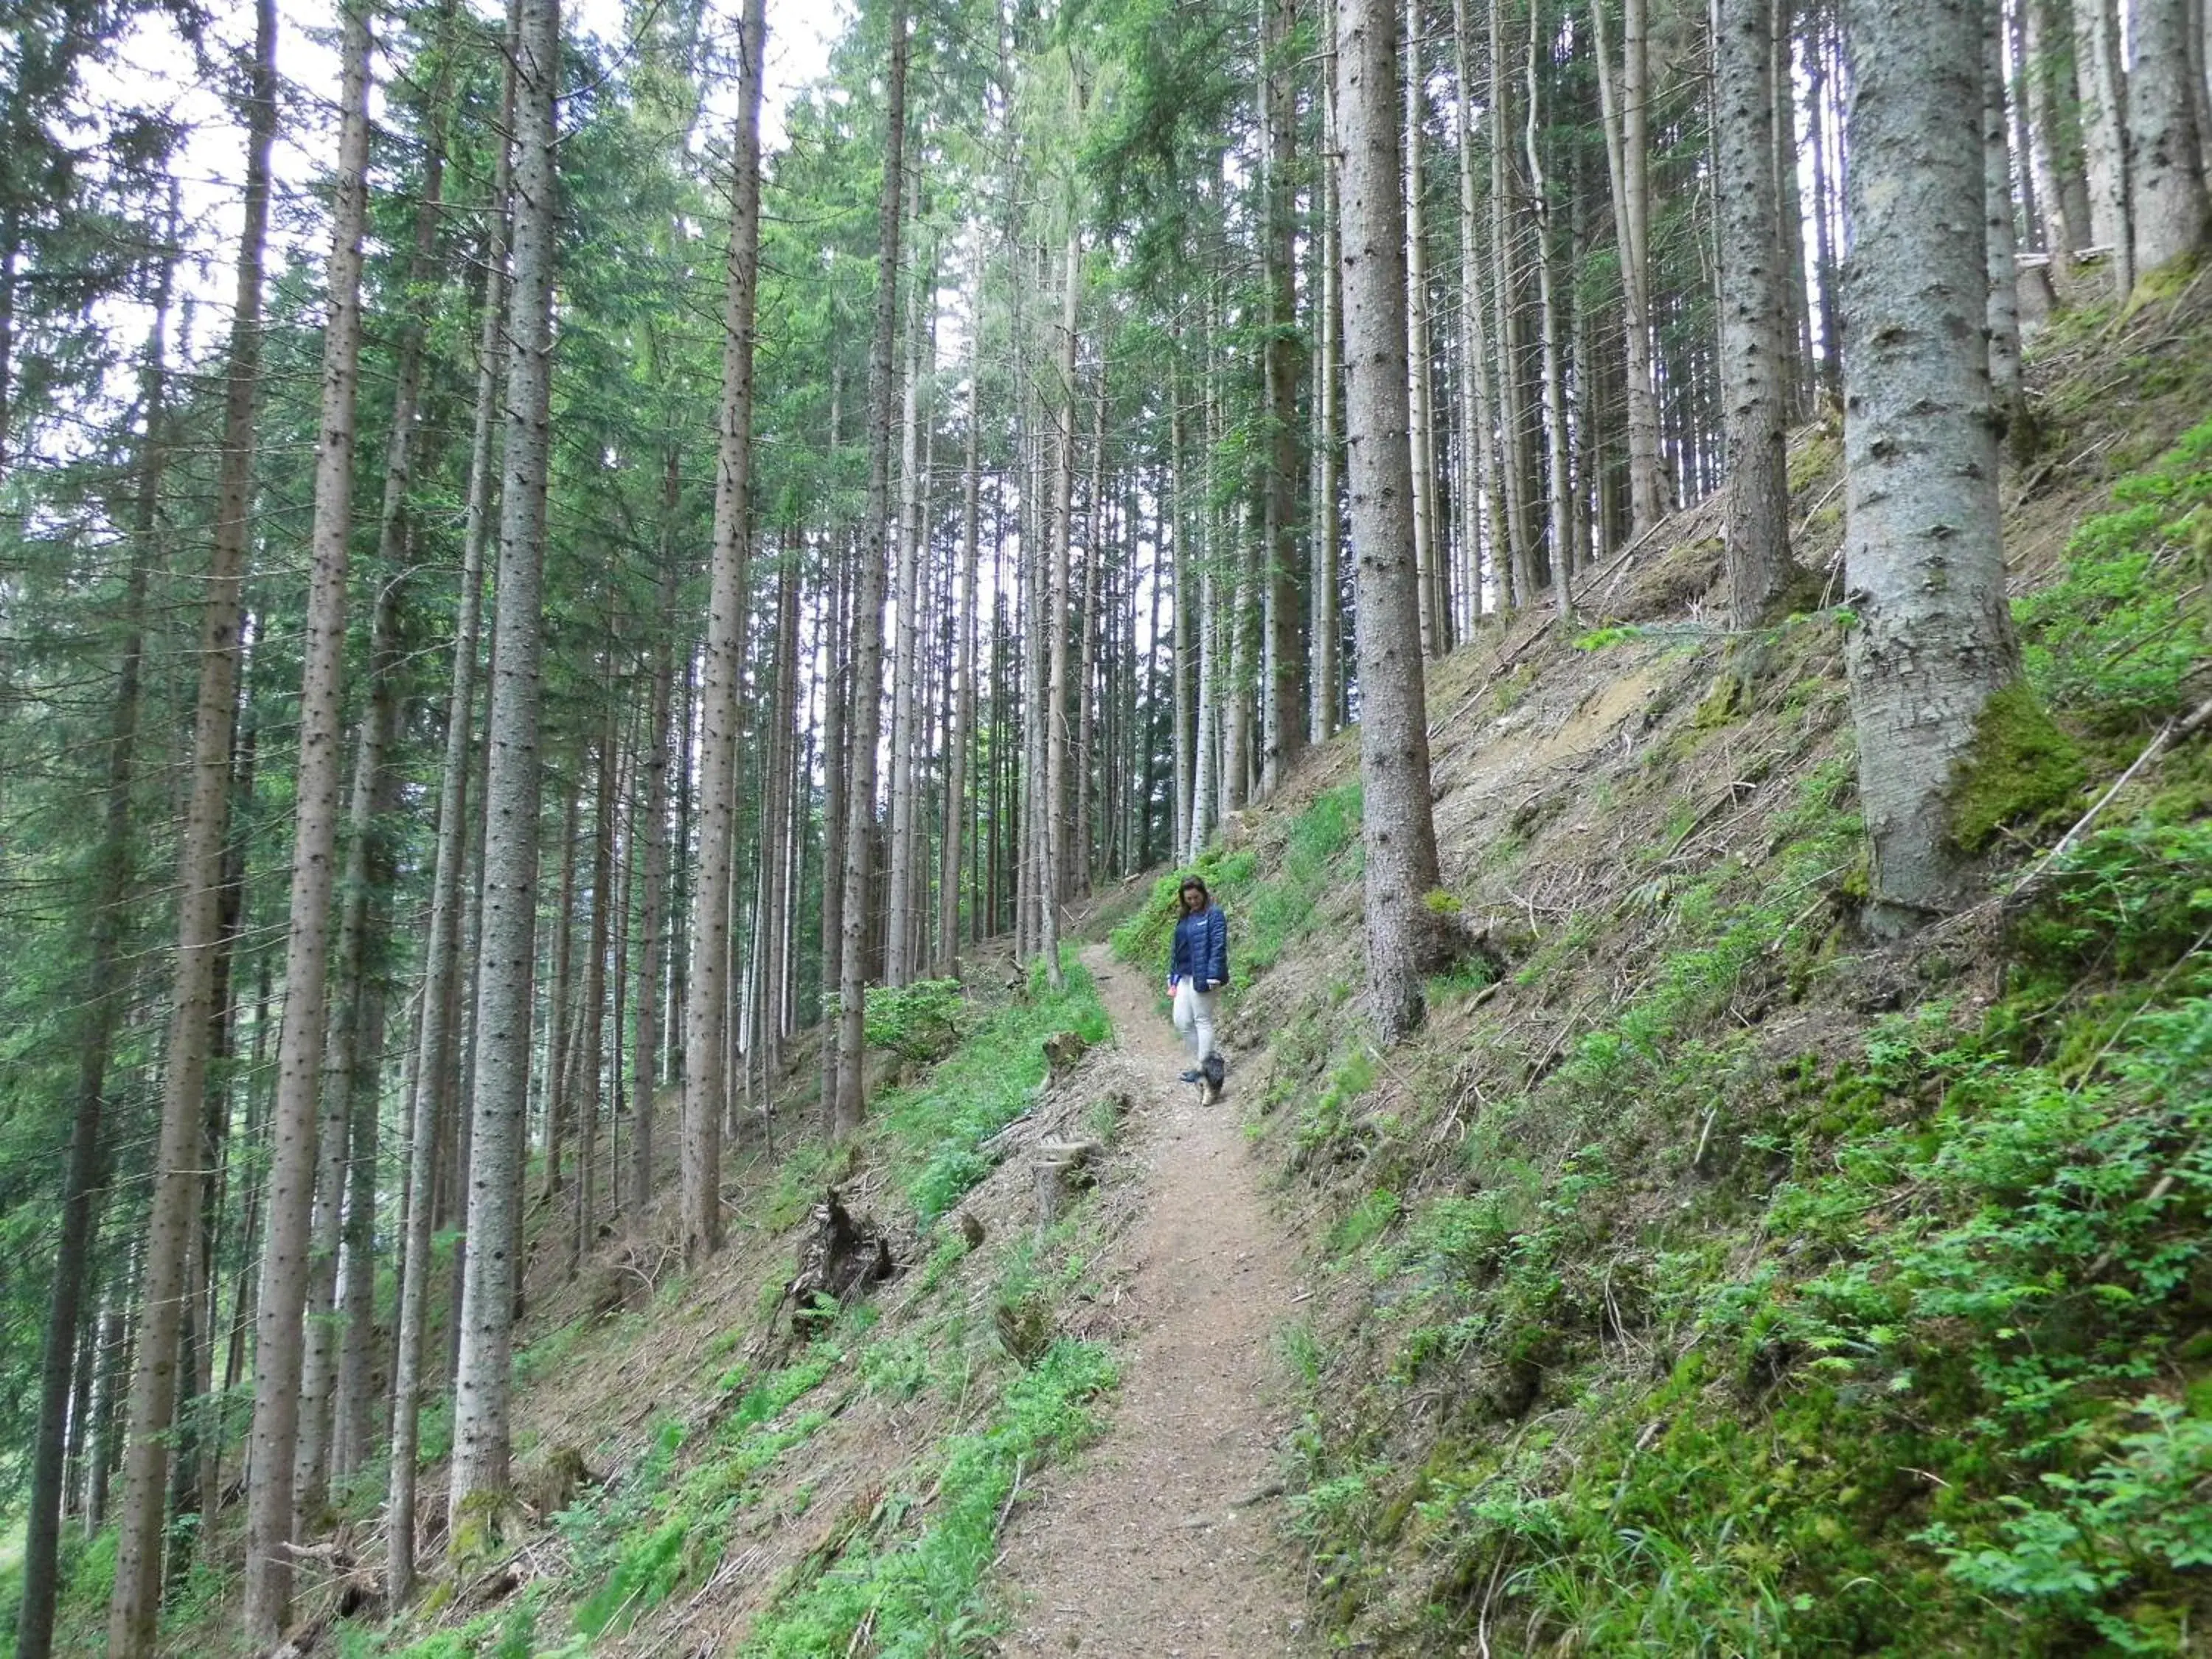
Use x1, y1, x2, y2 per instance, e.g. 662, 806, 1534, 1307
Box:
1843, 0, 2026, 931
1719, 0, 1795, 622
1040, 226, 1079, 986
1593, 0, 1668, 533
1262, 0, 1307, 774
18, 230, 173, 1659
1315, 36, 1345, 734
1405, 0, 1440, 653
834, 0, 908, 1138
294, 577, 403, 1519
242, 4, 374, 1633
105, 7, 274, 1646
680, 0, 766, 1246
1526, 32, 1575, 620
886, 240, 928, 986
1338, 0, 1444, 1041
1986, 0, 2026, 423
1454, 0, 1501, 627
941, 245, 984, 976
2127, 0, 2212, 276
1490, 0, 1536, 608
630, 452, 678, 1227
448, 0, 560, 1532
2073, 0, 2133, 293
2025, 0, 2093, 251
574, 714, 616, 1271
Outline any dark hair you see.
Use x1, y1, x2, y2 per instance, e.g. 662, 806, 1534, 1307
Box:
1178, 877, 1210, 916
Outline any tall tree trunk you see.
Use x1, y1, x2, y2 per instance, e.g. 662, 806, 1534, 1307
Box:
1338, 0, 1444, 1041
1593, 0, 1667, 532
294, 577, 403, 1520
540, 785, 581, 1198
448, 0, 560, 1531
574, 715, 616, 1272
1526, 32, 1575, 621
1405, 0, 1440, 654
1986, 0, 2026, 427
886, 244, 927, 986
630, 453, 678, 1228
835, 0, 907, 1137
1040, 226, 1079, 987
1315, 39, 1344, 735
2128, 0, 2212, 276
18, 232, 173, 1659
1262, 0, 1307, 779
1454, 0, 1501, 627
1171, 375, 1197, 847
758, 550, 798, 1071
2025, 0, 2093, 251
2074, 0, 2133, 293
679, 0, 766, 1245
941, 257, 984, 976
331, 745, 400, 1480
1076, 381, 1106, 883
1806, 13, 1846, 394
818, 525, 849, 1107
1490, 0, 1536, 608
1719, 0, 1795, 622
105, 7, 275, 1647
243, 4, 374, 1633
1843, 0, 2027, 931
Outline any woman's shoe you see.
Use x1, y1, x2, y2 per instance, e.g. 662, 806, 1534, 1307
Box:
1179, 1068, 1201, 1084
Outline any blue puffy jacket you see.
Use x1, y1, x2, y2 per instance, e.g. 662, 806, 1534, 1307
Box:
1169, 905, 1229, 992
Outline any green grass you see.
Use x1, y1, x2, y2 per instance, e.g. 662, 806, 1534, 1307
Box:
879, 953, 1110, 1224
741, 1338, 1119, 1658
1268, 437, 2212, 1647
1112, 783, 1364, 990
2017, 412, 2212, 739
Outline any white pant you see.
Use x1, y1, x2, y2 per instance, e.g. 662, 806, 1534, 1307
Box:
1172, 979, 1219, 1064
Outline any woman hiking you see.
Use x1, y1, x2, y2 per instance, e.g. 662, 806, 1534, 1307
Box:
1166, 876, 1229, 1090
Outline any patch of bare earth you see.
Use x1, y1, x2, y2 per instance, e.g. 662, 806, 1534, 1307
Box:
991, 944, 1312, 1658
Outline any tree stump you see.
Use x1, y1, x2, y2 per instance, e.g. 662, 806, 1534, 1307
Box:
1032, 1138, 1103, 1232
1042, 1029, 1088, 1075
786, 1188, 895, 1335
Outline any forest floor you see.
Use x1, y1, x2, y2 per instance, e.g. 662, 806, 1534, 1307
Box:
990, 945, 1312, 1658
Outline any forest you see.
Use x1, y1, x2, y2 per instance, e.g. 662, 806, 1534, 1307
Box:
1, 0, 2208, 1648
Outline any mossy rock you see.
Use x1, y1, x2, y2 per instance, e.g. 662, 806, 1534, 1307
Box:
447, 1489, 524, 1572
1947, 682, 2086, 854
1692, 670, 1748, 729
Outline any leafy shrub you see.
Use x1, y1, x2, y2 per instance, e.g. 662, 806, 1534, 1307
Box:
883, 951, 1110, 1222
863, 978, 967, 1064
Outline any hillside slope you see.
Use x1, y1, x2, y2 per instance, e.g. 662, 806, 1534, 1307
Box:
1099, 280, 2212, 1654
85, 280, 2210, 1659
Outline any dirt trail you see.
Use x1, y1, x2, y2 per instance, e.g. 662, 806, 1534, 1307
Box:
992, 943, 1312, 1658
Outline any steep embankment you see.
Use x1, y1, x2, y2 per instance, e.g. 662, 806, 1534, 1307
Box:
1099, 281, 2212, 1655
124, 281, 2208, 1659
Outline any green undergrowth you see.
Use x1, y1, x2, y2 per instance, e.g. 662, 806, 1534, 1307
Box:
877, 956, 1109, 1222
2017, 412, 2211, 741
744, 1338, 1118, 1658
316, 947, 1121, 1659
1278, 810, 2212, 1652
1111, 782, 1363, 991
1259, 411, 2212, 1654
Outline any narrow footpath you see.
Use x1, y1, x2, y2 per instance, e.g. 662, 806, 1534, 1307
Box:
992, 943, 1312, 1658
